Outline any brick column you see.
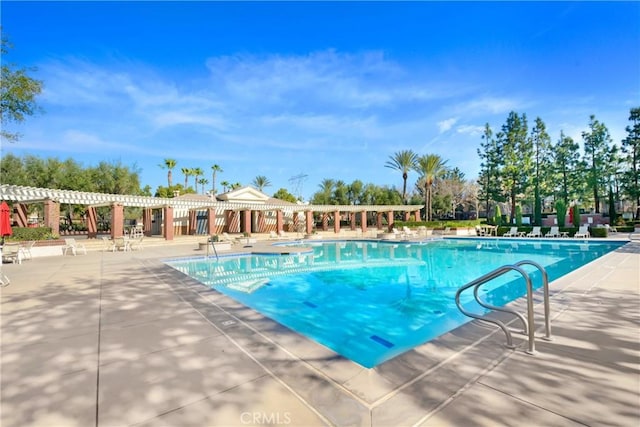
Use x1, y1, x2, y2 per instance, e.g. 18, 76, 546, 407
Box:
276, 210, 284, 233
86, 206, 98, 238
350, 212, 356, 230
292, 212, 299, 233
207, 208, 216, 235
404, 211, 411, 222
242, 210, 252, 234
43, 199, 60, 236
334, 210, 340, 233
321, 213, 329, 231
376, 212, 383, 230
188, 210, 197, 235
361, 210, 367, 233
387, 211, 394, 231
305, 211, 314, 234
414, 210, 421, 222
164, 206, 174, 240
111, 203, 124, 238
143, 208, 152, 236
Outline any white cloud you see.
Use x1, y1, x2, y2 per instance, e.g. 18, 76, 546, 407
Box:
456, 125, 485, 137
437, 117, 458, 133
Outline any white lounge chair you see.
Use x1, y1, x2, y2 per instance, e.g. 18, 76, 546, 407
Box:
129, 236, 144, 251
503, 227, 522, 237
402, 226, 417, 237
544, 226, 561, 238
2, 243, 23, 264
268, 231, 279, 240
574, 225, 590, 238
526, 227, 542, 238
112, 237, 129, 252
62, 238, 87, 256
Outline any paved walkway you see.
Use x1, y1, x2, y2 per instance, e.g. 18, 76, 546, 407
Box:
1, 237, 638, 426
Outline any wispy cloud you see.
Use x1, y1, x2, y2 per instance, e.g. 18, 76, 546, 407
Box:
437, 117, 458, 133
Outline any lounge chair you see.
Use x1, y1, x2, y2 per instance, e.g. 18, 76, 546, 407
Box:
102, 236, 115, 252
129, 236, 144, 251
2, 243, 23, 264
441, 227, 451, 235
503, 227, 522, 237
112, 237, 129, 252
20, 240, 36, 260
526, 226, 542, 238
475, 225, 486, 237
278, 231, 294, 240
402, 226, 417, 237
544, 226, 561, 238
268, 231, 279, 240
574, 225, 590, 238
62, 238, 87, 256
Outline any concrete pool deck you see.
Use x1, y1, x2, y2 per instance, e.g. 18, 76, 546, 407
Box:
1, 236, 638, 426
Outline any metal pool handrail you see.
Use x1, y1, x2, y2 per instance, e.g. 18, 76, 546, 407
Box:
455, 260, 551, 355
514, 260, 552, 341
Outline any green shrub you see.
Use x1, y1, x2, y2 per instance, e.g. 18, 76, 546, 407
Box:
590, 227, 608, 238
493, 205, 502, 226
515, 205, 522, 227
6, 227, 58, 241
572, 204, 581, 227
555, 200, 567, 228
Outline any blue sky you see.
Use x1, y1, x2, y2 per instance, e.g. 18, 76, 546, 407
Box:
2, 1, 639, 200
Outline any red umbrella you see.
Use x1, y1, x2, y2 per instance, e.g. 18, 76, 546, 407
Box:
0, 201, 13, 242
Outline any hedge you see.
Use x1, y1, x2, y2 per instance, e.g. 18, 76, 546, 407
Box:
5, 227, 59, 241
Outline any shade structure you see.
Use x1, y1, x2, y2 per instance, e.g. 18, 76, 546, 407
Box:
0, 201, 12, 238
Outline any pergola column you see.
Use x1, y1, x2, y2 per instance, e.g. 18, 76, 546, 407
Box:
414, 210, 421, 222
276, 210, 284, 233
256, 211, 266, 233
404, 211, 411, 221
164, 206, 174, 240
334, 210, 340, 233
188, 210, 197, 235
387, 211, 394, 231
293, 212, 299, 233
350, 212, 356, 230
376, 212, 383, 230
43, 198, 60, 236
361, 210, 367, 232
321, 213, 329, 231
242, 210, 252, 234
305, 211, 313, 234
14, 203, 28, 227
86, 206, 97, 238
207, 208, 216, 235
143, 208, 152, 236
111, 203, 124, 238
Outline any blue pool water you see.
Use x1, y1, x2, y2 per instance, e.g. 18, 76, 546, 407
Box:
167, 239, 623, 367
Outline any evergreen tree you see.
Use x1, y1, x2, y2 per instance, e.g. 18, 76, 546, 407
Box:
552, 131, 581, 205
477, 123, 503, 216
621, 107, 640, 219
530, 117, 552, 225
582, 115, 614, 213
498, 112, 532, 223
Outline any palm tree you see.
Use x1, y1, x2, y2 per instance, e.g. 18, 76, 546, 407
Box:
192, 167, 204, 191
318, 179, 335, 204
181, 167, 191, 188
197, 178, 209, 194
211, 164, 223, 194
385, 150, 418, 203
231, 182, 242, 190
159, 158, 177, 187
220, 180, 230, 193
252, 175, 271, 192
414, 154, 448, 221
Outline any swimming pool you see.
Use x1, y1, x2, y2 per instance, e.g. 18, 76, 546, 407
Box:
167, 238, 624, 367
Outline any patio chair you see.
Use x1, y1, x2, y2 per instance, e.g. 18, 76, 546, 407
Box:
402, 226, 417, 237
129, 236, 144, 251
544, 226, 561, 238
574, 225, 590, 238
526, 226, 543, 238
112, 237, 129, 252
268, 231, 279, 240
20, 240, 36, 260
102, 236, 115, 252
503, 227, 520, 237
475, 225, 486, 237
2, 243, 23, 264
63, 238, 87, 256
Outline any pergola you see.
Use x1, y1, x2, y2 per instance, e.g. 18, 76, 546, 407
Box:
0, 185, 423, 240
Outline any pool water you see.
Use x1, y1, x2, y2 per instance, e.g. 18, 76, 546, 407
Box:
167, 239, 623, 367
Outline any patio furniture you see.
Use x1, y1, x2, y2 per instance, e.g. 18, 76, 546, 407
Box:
62, 238, 87, 256
129, 236, 144, 251
574, 225, 590, 238
112, 237, 130, 252
544, 226, 562, 238
503, 227, 525, 237
526, 227, 543, 238
2, 243, 23, 264
20, 240, 36, 260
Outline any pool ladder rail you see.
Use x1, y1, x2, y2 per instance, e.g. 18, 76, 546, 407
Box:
206, 237, 220, 261
455, 260, 552, 355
